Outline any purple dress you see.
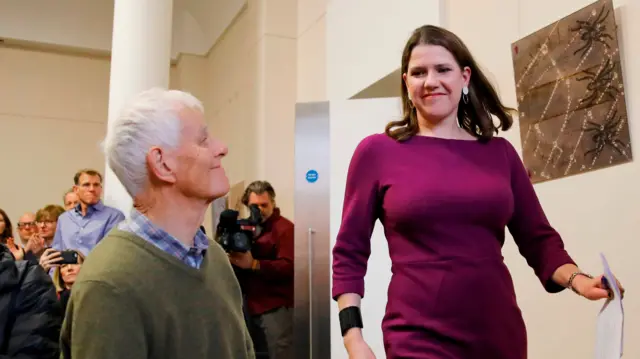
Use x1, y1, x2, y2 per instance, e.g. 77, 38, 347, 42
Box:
331, 134, 575, 359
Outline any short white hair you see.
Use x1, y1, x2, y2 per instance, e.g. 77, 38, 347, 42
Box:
102, 87, 204, 197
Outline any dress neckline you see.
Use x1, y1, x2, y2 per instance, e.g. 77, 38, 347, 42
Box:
410, 134, 481, 143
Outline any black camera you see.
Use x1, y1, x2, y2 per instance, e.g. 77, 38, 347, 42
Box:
217, 204, 263, 252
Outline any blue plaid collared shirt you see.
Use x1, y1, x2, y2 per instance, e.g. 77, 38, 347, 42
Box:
119, 209, 209, 269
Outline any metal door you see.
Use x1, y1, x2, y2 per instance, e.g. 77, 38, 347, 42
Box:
294, 102, 331, 359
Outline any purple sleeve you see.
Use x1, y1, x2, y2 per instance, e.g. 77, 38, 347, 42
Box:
331, 136, 381, 300
503, 139, 575, 293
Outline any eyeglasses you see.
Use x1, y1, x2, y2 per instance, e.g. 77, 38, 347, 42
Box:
36, 221, 56, 226
17, 222, 36, 228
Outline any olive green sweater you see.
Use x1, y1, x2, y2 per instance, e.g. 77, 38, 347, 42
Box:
60, 229, 255, 359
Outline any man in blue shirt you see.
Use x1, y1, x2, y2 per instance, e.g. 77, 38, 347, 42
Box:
39, 169, 124, 272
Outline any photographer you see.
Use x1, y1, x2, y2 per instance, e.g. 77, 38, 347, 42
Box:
228, 181, 294, 359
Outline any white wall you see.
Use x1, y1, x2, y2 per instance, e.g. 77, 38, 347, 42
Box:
0, 47, 111, 222
326, 0, 445, 100
0, 0, 115, 52
205, 0, 297, 219
257, 0, 298, 220
181, 0, 248, 55
0, 0, 247, 58
205, 1, 261, 195
297, 0, 327, 102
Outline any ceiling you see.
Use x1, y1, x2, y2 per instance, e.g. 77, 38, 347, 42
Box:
0, 0, 247, 60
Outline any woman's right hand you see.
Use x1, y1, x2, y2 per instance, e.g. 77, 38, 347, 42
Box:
344, 330, 376, 359
39, 248, 62, 271
6, 237, 24, 261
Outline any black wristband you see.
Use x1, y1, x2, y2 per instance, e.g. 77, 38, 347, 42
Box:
339, 306, 363, 337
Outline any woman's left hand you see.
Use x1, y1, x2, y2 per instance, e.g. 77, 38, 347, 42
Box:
573, 274, 625, 301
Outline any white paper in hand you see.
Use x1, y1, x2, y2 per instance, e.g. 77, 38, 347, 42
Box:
594, 253, 624, 359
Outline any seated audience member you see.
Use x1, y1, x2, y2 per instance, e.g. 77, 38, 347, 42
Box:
15, 212, 37, 247
62, 189, 79, 211
22, 205, 64, 266
60, 88, 255, 359
52, 250, 84, 314
0, 208, 23, 260
51, 169, 125, 256
0, 243, 62, 359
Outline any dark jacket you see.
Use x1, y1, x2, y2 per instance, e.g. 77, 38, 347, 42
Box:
58, 289, 71, 315
0, 244, 62, 359
237, 208, 294, 316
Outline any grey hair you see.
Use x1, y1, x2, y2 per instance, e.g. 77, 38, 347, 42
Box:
102, 87, 204, 197
241, 181, 276, 206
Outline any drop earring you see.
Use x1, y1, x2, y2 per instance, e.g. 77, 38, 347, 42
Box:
462, 86, 469, 104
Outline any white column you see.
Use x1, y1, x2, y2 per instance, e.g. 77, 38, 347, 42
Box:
103, 0, 174, 216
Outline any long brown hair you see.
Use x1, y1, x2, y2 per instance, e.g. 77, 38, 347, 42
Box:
385, 25, 516, 142
0, 208, 13, 243
53, 250, 86, 292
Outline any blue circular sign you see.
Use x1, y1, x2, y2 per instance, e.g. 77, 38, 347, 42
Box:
305, 170, 319, 183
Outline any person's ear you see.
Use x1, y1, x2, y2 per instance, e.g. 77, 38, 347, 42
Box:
402, 72, 411, 101
462, 66, 471, 87
146, 147, 177, 184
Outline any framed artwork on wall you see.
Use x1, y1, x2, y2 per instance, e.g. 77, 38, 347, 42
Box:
511, 0, 632, 183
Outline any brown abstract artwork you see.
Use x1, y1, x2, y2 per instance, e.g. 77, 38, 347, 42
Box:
511, 0, 632, 183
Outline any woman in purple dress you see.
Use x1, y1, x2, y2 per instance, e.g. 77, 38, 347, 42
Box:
331, 25, 624, 359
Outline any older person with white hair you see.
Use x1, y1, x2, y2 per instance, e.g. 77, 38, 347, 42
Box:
60, 88, 255, 359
